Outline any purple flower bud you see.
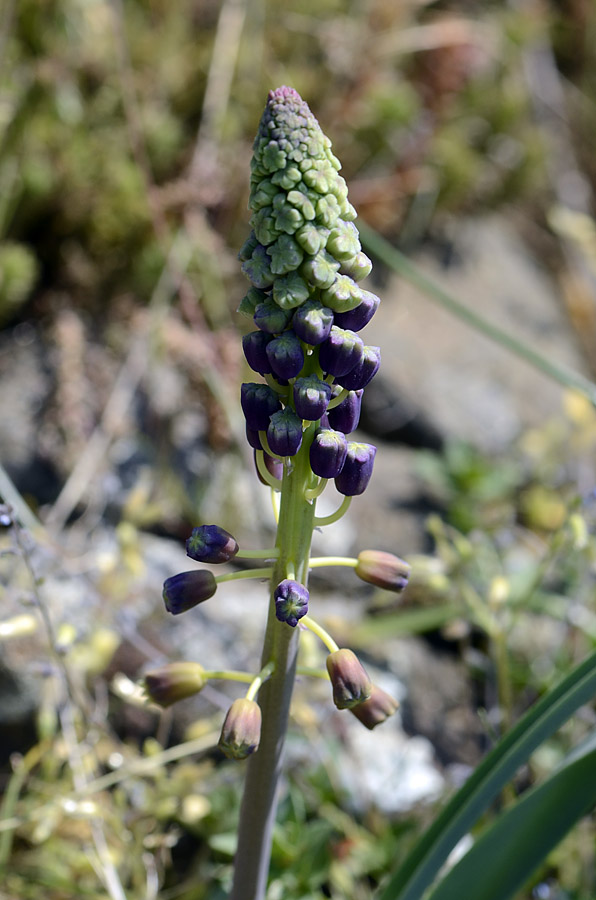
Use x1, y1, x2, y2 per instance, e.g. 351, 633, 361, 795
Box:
242, 330, 273, 375
219, 698, 262, 759
326, 648, 372, 709
267, 407, 303, 457
333, 290, 380, 331
309, 428, 348, 478
253, 300, 293, 334
293, 375, 332, 421
327, 389, 363, 434
144, 662, 207, 707
241, 383, 282, 430
291, 300, 334, 345
355, 550, 411, 592
266, 330, 305, 380
334, 442, 376, 496
350, 685, 399, 729
163, 570, 217, 615
274, 579, 309, 627
246, 425, 262, 450
254, 450, 284, 484
186, 525, 239, 564
318, 326, 364, 377
336, 345, 380, 391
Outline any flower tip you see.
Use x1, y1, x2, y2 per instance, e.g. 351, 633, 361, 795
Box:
350, 685, 399, 729
326, 648, 372, 709
218, 698, 262, 759
144, 662, 206, 707
274, 579, 309, 627
355, 550, 411, 593
186, 524, 239, 564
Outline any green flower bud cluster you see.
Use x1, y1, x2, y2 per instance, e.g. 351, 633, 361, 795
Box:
240, 86, 369, 311
241, 87, 358, 293
239, 87, 380, 500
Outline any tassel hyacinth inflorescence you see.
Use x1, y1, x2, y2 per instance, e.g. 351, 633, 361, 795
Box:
151, 90, 410, 796
238, 85, 380, 499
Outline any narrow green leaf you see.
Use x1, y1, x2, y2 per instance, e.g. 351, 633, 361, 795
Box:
350, 605, 461, 643
427, 738, 596, 900
378, 648, 596, 900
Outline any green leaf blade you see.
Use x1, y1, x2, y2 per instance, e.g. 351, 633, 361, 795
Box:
427, 741, 596, 900
378, 649, 596, 900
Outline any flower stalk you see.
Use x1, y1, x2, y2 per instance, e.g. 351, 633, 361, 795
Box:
231, 438, 317, 898
153, 86, 407, 900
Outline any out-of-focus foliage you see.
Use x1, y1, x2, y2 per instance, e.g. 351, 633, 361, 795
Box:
4, 0, 592, 322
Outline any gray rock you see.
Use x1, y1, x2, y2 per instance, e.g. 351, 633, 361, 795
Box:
364, 215, 586, 452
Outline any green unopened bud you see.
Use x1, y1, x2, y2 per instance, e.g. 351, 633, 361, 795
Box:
218, 698, 262, 759
355, 550, 411, 593
267, 233, 304, 275
349, 684, 399, 730
326, 648, 372, 709
326, 221, 361, 261
144, 662, 206, 707
321, 274, 363, 313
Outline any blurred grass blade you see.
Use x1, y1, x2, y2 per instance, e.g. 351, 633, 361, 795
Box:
349, 605, 461, 644
427, 733, 596, 900
378, 648, 596, 900
358, 221, 596, 407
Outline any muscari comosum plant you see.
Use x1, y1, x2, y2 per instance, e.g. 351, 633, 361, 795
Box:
144, 86, 410, 897
141, 88, 596, 900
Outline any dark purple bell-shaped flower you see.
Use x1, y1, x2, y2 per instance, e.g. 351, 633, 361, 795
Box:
266, 330, 305, 380
254, 450, 283, 484
246, 425, 262, 450
333, 290, 380, 332
291, 299, 334, 345
327, 389, 363, 434
293, 375, 332, 421
336, 346, 380, 391
318, 326, 363, 377
334, 442, 376, 495
355, 550, 411, 593
163, 570, 217, 615
241, 383, 282, 430
242, 330, 273, 375
267, 407, 303, 456
309, 428, 348, 478
350, 684, 399, 729
219, 698, 262, 759
144, 662, 207, 707
186, 525, 239, 564
274, 579, 309, 627
326, 648, 372, 709
253, 299, 293, 334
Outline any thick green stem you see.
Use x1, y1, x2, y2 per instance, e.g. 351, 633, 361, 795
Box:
230, 429, 316, 900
